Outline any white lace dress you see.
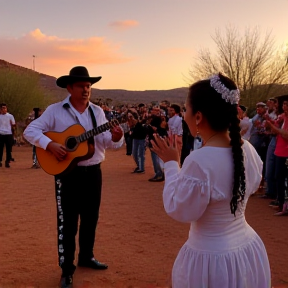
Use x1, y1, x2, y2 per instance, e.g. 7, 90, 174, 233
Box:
163, 140, 271, 288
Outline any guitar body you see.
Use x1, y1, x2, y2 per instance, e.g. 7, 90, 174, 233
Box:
36, 124, 95, 176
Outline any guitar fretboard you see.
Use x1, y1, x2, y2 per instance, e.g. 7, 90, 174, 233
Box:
76, 120, 118, 143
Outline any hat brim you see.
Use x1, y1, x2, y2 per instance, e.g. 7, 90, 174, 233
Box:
56, 75, 102, 88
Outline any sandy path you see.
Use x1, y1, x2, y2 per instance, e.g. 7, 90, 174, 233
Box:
0, 145, 287, 288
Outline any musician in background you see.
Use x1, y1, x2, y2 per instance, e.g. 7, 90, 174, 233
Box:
23, 66, 123, 288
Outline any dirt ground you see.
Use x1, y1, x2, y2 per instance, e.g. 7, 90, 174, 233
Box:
0, 145, 288, 288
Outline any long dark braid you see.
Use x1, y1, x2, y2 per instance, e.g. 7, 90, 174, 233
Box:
188, 73, 246, 215
228, 104, 246, 215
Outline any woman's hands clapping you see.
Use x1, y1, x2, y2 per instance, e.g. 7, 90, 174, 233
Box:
150, 133, 179, 163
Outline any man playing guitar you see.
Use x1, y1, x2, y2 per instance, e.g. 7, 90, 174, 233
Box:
24, 66, 123, 288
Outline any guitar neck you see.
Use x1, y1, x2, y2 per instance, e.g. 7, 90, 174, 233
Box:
77, 120, 118, 143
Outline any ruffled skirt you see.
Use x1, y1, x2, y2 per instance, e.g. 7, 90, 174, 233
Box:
172, 232, 270, 288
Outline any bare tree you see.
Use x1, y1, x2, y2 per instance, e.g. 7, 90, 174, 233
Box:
190, 26, 288, 110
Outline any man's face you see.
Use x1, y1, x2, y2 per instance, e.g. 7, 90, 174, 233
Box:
1, 106, 7, 114
256, 105, 266, 116
168, 107, 176, 117
68, 81, 92, 103
139, 106, 147, 113
282, 101, 288, 113
151, 108, 160, 116
160, 102, 168, 108
267, 100, 275, 110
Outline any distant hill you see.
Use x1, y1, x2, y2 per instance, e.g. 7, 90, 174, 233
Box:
0, 59, 188, 106
2, 59, 287, 109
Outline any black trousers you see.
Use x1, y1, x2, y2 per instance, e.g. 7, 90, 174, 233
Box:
275, 156, 287, 207
0, 134, 13, 163
55, 164, 102, 276
124, 132, 133, 155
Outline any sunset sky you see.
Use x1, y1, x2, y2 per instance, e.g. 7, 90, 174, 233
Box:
0, 0, 287, 90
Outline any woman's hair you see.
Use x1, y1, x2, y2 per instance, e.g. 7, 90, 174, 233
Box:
188, 73, 245, 215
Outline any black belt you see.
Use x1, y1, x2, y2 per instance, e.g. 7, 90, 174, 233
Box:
75, 163, 101, 172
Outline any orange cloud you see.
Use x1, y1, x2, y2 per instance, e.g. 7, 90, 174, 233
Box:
109, 20, 139, 31
0, 29, 132, 77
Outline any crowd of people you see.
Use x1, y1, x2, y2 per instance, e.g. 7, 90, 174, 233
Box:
94, 95, 288, 218
3, 90, 288, 216
98, 101, 194, 182
238, 97, 288, 216
1, 65, 287, 288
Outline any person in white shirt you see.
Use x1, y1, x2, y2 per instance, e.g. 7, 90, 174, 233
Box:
24, 66, 124, 288
266, 98, 278, 120
167, 104, 183, 158
237, 105, 252, 141
0, 103, 16, 168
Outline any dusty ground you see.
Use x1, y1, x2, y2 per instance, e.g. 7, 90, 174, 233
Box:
0, 145, 288, 288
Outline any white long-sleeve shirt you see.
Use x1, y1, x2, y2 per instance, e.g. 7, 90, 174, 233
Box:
162, 140, 262, 222
168, 114, 183, 136
23, 96, 123, 166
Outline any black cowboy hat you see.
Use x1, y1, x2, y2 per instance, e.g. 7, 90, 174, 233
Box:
56, 66, 102, 88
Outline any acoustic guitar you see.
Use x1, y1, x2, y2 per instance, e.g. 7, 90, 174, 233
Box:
36, 119, 119, 176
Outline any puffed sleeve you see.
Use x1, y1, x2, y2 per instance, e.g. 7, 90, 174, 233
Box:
163, 159, 210, 223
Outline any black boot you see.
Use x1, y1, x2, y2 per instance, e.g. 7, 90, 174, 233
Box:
59, 275, 73, 288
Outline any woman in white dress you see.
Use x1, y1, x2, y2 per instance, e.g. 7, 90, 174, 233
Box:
151, 73, 271, 288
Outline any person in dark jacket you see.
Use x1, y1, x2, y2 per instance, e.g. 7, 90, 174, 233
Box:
147, 106, 168, 181
131, 104, 148, 173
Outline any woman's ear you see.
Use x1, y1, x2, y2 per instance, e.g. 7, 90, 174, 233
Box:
195, 111, 203, 125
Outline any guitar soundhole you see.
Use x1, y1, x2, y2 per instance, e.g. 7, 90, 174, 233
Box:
66, 137, 78, 151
